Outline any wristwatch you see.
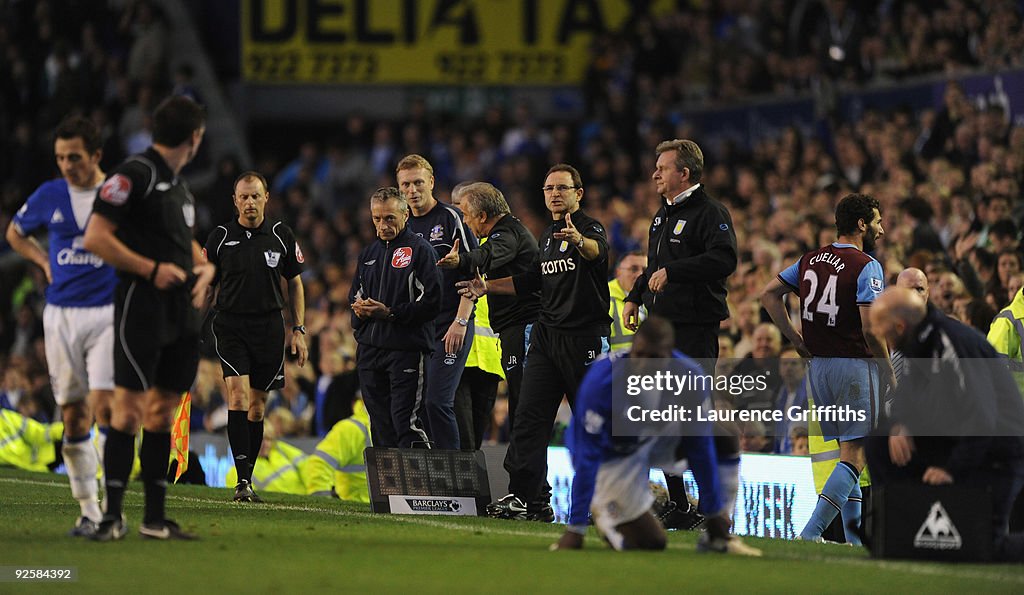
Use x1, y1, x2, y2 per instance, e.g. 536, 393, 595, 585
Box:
455, 317, 469, 327
575, 236, 585, 249
292, 325, 306, 335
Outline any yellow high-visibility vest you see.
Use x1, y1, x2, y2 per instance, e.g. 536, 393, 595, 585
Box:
0, 409, 62, 472
225, 440, 309, 495
608, 279, 636, 351
304, 400, 372, 503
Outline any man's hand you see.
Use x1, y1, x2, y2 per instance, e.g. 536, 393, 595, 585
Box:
352, 298, 390, 320
456, 271, 487, 300
550, 531, 584, 550
444, 320, 468, 354
553, 212, 584, 248
623, 301, 640, 331
156, 261, 188, 291
648, 268, 669, 293
889, 425, 915, 467
792, 337, 812, 358
190, 262, 216, 309
922, 466, 953, 485
437, 238, 461, 269
291, 331, 308, 367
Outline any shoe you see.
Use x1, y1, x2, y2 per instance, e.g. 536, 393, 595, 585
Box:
657, 500, 705, 530
89, 515, 127, 542
233, 480, 256, 502
68, 516, 99, 538
485, 494, 528, 520
139, 519, 198, 540
697, 534, 763, 557
249, 486, 264, 503
526, 500, 555, 523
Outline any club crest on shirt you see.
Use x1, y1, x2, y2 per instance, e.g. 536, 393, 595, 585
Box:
99, 174, 132, 205
392, 247, 413, 268
429, 224, 444, 242
673, 220, 687, 235
559, 240, 569, 252
264, 250, 281, 268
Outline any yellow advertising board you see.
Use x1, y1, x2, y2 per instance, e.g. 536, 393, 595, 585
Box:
242, 0, 673, 84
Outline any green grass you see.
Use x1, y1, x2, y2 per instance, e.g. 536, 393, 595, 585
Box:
1, 468, 1023, 594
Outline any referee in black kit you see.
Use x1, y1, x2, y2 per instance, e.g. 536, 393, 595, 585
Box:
458, 164, 611, 522
84, 95, 215, 541
204, 171, 307, 503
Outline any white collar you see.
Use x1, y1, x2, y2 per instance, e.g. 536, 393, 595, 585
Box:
668, 183, 701, 205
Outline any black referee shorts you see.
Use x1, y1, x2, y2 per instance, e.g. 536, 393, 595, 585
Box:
114, 280, 200, 394
211, 310, 286, 392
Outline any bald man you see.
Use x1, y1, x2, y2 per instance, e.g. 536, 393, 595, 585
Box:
894, 267, 929, 302
867, 287, 1024, 561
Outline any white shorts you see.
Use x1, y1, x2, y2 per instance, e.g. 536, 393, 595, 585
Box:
591, 441, 656, 551
43, 304, 115, 406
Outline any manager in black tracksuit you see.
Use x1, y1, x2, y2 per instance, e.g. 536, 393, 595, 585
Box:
458, 165, 611, 521
350, 187, 441, 448
622, 139, 739, 530
622, 140, 737, 358
438, 182, 540, 431
204, 170, 307, 502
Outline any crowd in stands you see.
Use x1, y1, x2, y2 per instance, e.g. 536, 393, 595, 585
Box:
3, 1, 1024, 453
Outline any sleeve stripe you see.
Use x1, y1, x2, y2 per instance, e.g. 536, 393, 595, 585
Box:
271, 221, 288, 252
778, 274, 798, 291
214, 226, 229, 257
447, 205, 470, 249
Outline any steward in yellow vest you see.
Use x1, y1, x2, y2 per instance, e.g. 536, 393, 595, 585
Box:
305, 400, 372, 502
0, 408, 63, 472
608, 251, 647, 351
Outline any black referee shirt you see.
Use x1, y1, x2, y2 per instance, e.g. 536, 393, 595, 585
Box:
513, 208, 611, 336
204, 219, 304, 314
93, 147, 197, 275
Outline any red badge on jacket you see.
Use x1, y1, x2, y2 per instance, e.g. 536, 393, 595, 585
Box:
392, 247, 412, 268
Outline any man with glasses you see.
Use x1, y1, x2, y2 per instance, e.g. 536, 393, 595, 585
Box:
458, 164, 611, 522
608, 251, 647, 351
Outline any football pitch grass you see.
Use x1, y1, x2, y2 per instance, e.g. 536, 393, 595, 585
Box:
2, 468, 1023, 593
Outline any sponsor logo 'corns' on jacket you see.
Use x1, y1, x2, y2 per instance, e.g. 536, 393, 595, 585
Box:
350, 227, 442, 352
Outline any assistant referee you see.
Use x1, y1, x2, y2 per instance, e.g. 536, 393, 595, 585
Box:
204, 171, 308, 503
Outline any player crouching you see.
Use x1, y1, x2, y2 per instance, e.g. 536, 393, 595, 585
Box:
551, 317, 760, 555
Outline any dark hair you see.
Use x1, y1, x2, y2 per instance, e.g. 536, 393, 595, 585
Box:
900, 196, 933, 223
616, 249, 647, 268
233, 171, 269, 194
989, 218, 1019, 240
545, 163, 583, 189
835, 193, 880, 236
965, 299, 998, 333
152, 95, 206, 147
971, 247, 997, 271
54, 116, 102, 154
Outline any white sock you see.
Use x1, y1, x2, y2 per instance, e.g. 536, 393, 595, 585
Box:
94, 428, 107, 467
63, 436, 102, 522
718, 460, 740, 520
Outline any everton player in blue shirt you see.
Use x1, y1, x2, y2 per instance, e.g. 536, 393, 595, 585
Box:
553, 317, 760, 555
397, 155, 477, 449
762, 193, 894, 544
5, 116, 117, 537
